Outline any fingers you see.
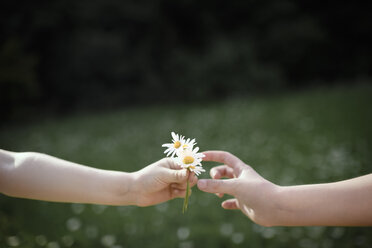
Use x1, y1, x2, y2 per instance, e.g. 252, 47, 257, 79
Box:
197, 178, 236, 195
188, 172, 198, 186
166, 168, 188, 184
161, 158, 182, 170
222, 198, 239, 210
202, 151, 242, 164
210, 165, 235, 179
202, 151, 245, 175
170, 173, 197, 190
161, 156, 199, 183
210, 165, 234, 198
171, 187, 191, 199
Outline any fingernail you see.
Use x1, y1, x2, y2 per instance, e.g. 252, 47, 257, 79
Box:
198, 180, 206, 189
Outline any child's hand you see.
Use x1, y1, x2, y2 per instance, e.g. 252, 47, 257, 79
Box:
132, 158, 198, 207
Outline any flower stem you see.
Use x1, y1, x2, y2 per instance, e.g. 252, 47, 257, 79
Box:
182, 179, 190, 214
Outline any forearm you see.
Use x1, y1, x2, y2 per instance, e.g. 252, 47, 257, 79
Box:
273, 174, 372, 226
0, 149, 136, 205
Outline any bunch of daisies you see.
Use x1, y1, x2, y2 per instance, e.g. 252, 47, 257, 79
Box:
162, 132, 205, 213
162, 132, 205, 175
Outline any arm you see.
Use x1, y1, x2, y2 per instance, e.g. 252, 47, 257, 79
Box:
197, 151, 372, 226
276, 174, 372, 226
0, 149, 196, 206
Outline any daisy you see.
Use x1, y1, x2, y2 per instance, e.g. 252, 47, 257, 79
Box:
188, 165, 205, 176
182, 138, 196, 151
161, 132, 205, 213
162, 132, 185, 157
175, 147, 205, 176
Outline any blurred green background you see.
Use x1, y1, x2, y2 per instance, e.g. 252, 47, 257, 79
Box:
1, 0, 372, 247
1, 86, 372, 247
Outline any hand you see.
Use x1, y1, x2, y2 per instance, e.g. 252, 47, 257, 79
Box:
132, 158, 198, 207
197, 151, 279, 227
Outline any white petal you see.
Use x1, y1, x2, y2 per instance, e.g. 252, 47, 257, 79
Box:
171, 132, 178, 141
176, 149, 186, 157
195, 152, 205, 158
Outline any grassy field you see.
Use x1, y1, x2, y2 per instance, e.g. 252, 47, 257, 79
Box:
1, 84, 372, 248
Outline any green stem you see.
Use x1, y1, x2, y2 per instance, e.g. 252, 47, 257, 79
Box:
182, 179, 190, 214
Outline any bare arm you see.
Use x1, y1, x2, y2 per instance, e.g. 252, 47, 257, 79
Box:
197, 151, 372, 226
276, 174, 372, 226
0, 149, 196, 206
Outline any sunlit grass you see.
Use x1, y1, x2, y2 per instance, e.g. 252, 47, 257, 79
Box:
1, 84, 371, 247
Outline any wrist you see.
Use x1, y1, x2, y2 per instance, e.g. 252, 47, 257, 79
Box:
112, 171, 138, 206
268, 185, 296, 226
267, 184, 285, 226
253, 182, 284, 227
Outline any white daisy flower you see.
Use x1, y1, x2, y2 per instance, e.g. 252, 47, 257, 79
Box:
188, 165, 206, 176
175, 147, 205, 176
162, 132, 185, 157
161, 132, 205, 213
182, 138, 196, 151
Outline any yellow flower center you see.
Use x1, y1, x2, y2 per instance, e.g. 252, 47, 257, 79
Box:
174, 141, 181, 149
183, 156, 194, 165
182, 144, 188, 150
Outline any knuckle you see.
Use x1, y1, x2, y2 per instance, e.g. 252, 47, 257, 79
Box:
224, 151, 232, 156
163, 157, 173, 165
175, 171, 186, 182
223, 151, 232, 157
222, 151, 233, 163
230, 179, 239, 192
175, 172, 182, 181
210, 181, 220, 191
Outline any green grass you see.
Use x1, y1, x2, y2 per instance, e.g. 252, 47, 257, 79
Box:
1, 84, 372, 248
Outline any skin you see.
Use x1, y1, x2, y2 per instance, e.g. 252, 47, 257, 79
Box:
0, 149, 197, 206
197, 151, 372, 227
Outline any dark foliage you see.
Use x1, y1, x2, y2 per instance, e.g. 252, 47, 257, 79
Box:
1, 0, 371, 118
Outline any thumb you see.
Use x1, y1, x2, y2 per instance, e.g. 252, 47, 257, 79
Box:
166, 168, 188, 183
197, 179, 235, 195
